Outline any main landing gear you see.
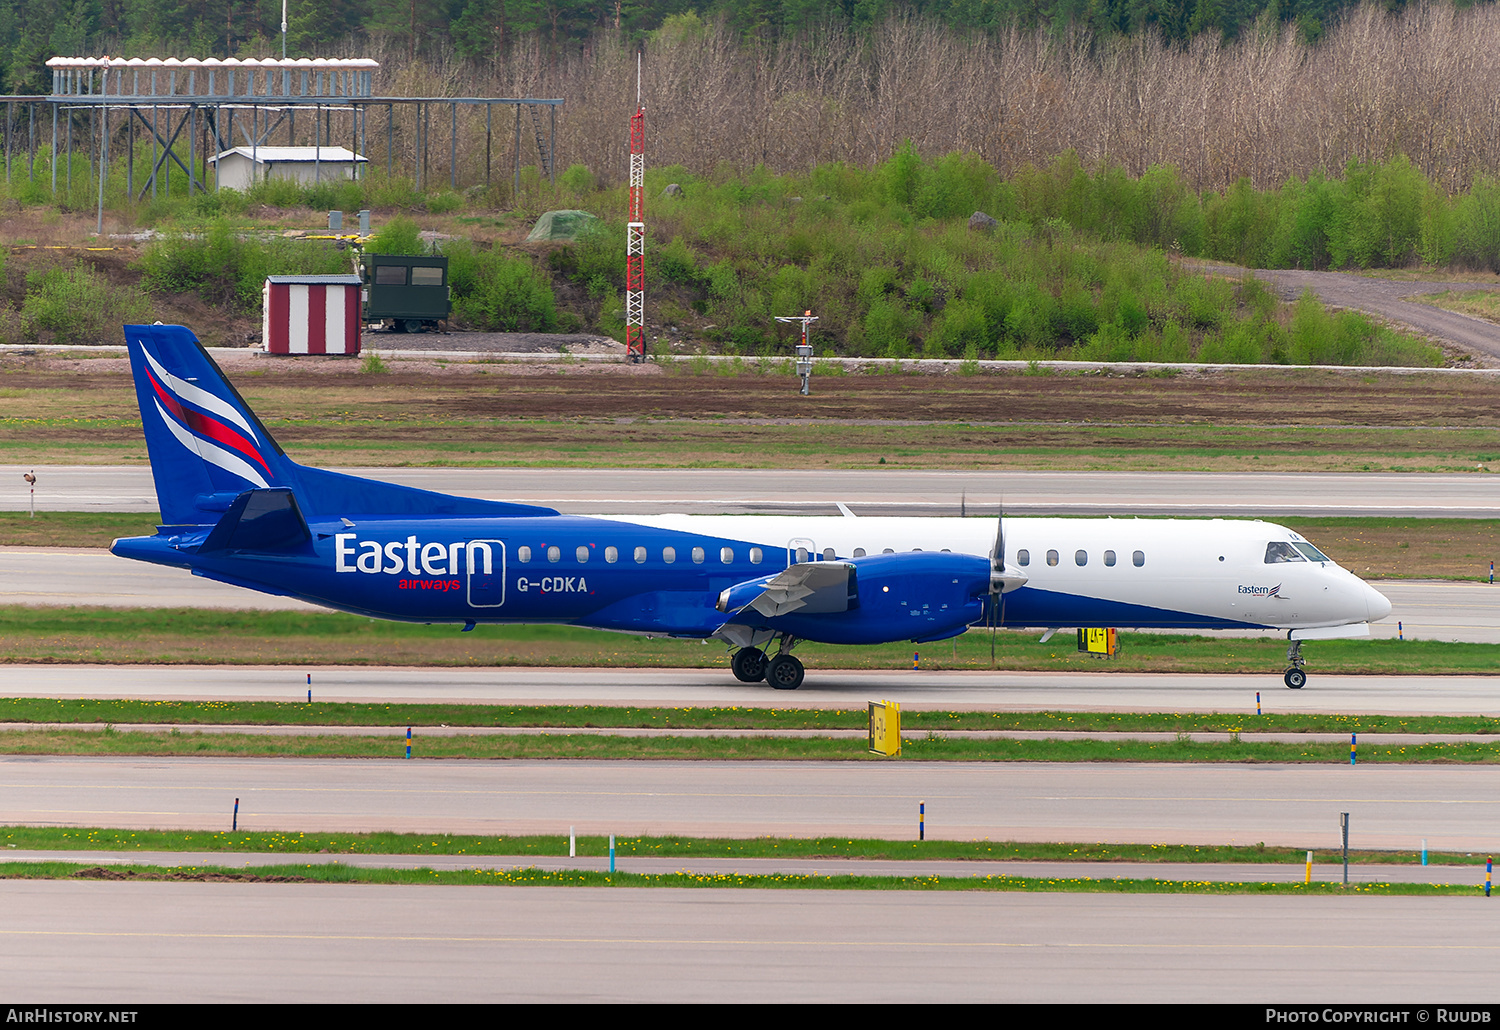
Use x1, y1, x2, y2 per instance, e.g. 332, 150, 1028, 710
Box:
1283, 638, 1308, 689
731, 636, 805, 690
731, 646, 768, 683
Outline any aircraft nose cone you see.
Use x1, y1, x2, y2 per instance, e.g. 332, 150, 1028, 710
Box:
1365, 583, 1392, 622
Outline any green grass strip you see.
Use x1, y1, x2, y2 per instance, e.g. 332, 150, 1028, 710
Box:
2, 727, 1496, 762
0, 861, 1481, 894
3, 826, 1483, 866
6, 698, 1500, 734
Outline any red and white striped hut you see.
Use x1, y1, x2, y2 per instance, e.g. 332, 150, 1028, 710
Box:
262, 275, 363, 355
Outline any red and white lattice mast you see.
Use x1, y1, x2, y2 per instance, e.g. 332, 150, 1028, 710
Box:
624, 58, 646, 363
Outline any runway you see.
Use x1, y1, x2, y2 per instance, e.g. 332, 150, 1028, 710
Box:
9, 883, 1495, 1002
1, 664, 1498, 713
10, 466, 1500, 516
4, 755, 1495, 849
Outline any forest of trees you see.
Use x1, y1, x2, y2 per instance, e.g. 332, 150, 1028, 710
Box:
0, 0, 1485, 94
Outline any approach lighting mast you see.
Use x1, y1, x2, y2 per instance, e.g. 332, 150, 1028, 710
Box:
775, 310, 818, 395
624, 70, 646, 363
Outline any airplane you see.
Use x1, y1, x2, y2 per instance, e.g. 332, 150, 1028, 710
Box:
111, 323, 1393, 690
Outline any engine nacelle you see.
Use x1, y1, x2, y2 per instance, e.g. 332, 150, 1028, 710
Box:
718, 551, 991, 645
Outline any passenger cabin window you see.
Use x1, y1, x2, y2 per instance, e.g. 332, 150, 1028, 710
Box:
576, 545, 589, 563
692, 546, 705, 564
720, 547, 734, 564
1017, 549, 1030, 566
822, 547, 835, 561
1103, 550, 1116, 567
662, 546, 676, 564
1046, 549, 1060, 566
1133, 550, 1145, 567
882, 548, 894, 554
605, 546, 618, 563
795, 547, 809, 563
517, 546, 532, 563
853, 548, 866, 558
1265, 542, 1306, 563
374, 265, 407, 285
1075, 550, 1087, 566
633, 546, 647, 564
749, 547, 763, 564
547, 545, 561, 563
410, 266, 444, 286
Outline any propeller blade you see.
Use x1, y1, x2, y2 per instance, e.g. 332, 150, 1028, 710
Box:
990, 506, 1002, 665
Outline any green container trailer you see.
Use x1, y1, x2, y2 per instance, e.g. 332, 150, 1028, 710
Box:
361, 254, 451, 332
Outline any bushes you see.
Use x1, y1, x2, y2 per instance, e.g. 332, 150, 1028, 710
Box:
364, 216, 426, 255
444, 241, 557, 332
138, 221, 352, 310
127, 148, 1452, 367
20, 264, 149, 345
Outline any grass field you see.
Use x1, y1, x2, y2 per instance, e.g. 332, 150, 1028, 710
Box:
2, 826, 1475, 865
6, 699, 1492, 733
0, 727, 1492, 763
1420, 291, 1500, 326
5, 356, 1500, 474
0, 861, 1469, 894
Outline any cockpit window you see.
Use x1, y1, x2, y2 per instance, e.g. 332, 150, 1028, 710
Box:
1293, 542, 1331, 563
1264, 542, 1306, 564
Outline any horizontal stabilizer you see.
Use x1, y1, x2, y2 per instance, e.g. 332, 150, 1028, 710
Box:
200, 488, 311, 553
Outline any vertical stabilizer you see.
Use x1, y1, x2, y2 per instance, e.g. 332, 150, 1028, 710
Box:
125, 324, 298, 526
123, 323, 561, 525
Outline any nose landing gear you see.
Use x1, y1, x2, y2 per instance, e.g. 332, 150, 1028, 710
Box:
1284, 638, 1307, 689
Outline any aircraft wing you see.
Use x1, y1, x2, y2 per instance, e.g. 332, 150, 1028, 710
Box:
738, 562, 858, 618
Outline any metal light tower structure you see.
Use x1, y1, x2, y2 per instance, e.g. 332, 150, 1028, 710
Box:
624, 58, 646, 363
775, 310, 818, 395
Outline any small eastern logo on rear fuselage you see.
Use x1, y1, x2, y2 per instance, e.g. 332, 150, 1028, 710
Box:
1238, 583, 1282, 596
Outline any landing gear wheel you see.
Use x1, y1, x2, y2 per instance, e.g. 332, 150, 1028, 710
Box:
766, 654, 805, 690
731, 647, 768, 683
1284, 668, 1307, 689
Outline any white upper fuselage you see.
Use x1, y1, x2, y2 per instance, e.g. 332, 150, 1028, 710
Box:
593, 514, 1392, 631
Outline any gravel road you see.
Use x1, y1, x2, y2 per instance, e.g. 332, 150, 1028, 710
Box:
1196, 262, 1500, 365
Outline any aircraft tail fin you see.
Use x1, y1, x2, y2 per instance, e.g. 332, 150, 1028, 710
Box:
125, 324, 560, 526
126, 323, 300, 526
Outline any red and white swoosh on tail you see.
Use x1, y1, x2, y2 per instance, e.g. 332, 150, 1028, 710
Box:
142, 348, 271, 489
141, 346, 261, 439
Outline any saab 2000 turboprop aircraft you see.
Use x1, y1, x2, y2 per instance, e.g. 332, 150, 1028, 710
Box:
111, 324, 1392, 690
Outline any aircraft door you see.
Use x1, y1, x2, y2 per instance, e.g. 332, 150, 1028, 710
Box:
787, 537, 817, 566
466, 539, 506, 608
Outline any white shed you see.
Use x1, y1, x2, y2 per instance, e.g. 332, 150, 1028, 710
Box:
209, 146, 368, 191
